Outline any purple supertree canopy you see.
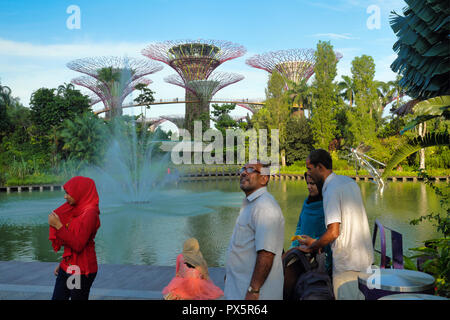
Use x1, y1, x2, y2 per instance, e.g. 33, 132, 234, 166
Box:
67, 56, 163, 82
246, 48, 343, 87
164, 72, 244, 101
142, 39, 246, 81
67, 56, 161, 117
71, 75, 152, 110
246, 49, 317, 86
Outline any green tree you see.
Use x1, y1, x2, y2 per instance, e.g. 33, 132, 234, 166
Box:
310, 41, 339, 150
134, 82, 155, 110
59, 112, 107, 166
285, 116, 314, 165
29, 83, 91, 167
0, 82, 12, 139
253, 72, 291, 166
30, 83, 91, 133
210, 103, 239, 135
347, 55, 379, 146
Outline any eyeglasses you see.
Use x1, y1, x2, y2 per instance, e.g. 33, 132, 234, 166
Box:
239, 167, 260, 175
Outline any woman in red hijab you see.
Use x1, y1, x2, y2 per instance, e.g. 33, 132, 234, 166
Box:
48, 176, 101, 300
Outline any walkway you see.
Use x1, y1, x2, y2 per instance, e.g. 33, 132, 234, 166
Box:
0, 261, 225, 300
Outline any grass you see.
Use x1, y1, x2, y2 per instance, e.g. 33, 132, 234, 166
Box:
4, 174, 65, 186
1, 165, 448, 186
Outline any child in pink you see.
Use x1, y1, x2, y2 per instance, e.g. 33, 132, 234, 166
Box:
163, 238, 224, 300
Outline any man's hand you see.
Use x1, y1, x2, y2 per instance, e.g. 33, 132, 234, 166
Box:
246, 250, 275, 300
245, 291, 260, 300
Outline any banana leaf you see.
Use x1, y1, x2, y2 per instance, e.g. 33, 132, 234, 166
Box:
382, 132, 450, 178
412, 95, 450, 115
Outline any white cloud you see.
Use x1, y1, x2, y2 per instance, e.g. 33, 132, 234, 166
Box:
311, 33, 360, 40
0, 38, 148, 58
0, 38, 265, 117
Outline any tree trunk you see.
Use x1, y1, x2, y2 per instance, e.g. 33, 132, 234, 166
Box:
281, 149, 286, 167
418, 122, 426, 170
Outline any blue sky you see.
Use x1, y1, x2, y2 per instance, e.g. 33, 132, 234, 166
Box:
0, 0, 407, 128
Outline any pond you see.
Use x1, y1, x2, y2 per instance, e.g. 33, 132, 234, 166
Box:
0, 178, 443, 268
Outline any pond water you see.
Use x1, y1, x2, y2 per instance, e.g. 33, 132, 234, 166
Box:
0, 178, 443, 267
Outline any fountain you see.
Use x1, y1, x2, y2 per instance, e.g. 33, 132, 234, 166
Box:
344, 144, 386, 193
86, 118, 176, 204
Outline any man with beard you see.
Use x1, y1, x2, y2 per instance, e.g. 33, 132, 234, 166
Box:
298, 149, 374, 300
224, 161, 285, 300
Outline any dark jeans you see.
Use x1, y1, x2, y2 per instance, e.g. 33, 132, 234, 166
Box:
51, 269, 97, 300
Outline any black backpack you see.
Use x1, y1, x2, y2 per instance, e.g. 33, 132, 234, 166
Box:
283, 248, 335, 300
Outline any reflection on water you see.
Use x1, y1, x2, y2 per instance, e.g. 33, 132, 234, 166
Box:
0, 179, 444, 267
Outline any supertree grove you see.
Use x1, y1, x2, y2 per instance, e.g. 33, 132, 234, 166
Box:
67, 56, 163, 119
142, 39, 246, 132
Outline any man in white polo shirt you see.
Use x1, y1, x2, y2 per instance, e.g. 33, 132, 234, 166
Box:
298, 149, 374, 300
224, 161, 285, 300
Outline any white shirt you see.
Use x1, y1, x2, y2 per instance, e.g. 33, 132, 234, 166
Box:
224, 187, 285, 300
322, 173, 374, 275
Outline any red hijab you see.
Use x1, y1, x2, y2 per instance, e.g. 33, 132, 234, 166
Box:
49, 176, 100, 252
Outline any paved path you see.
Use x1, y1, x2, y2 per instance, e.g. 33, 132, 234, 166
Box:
0, 261, 225, 300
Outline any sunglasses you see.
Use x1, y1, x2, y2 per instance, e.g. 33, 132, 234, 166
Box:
238, 167, 261, 175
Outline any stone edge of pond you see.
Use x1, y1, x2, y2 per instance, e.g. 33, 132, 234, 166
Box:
1, 174, 448, 193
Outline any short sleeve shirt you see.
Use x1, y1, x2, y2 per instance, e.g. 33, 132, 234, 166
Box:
322, 173, 374, 275
224, 187, 285, 300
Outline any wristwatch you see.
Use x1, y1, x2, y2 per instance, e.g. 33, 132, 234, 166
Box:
247, 286, 260, 294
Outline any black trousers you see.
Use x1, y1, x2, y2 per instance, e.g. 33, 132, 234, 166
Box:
51, 269, 97, 300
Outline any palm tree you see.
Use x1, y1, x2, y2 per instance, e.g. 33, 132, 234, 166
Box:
387, 74, 405, 110
0, 82, 12, 137
286, 79, 310, 117
0, 82, 12, 106
97, 67, 121, 86
60, 112, 107, 166
337, 75, 355, 107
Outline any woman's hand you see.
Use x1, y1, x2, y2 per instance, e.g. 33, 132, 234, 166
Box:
297, 235, 315, 247
54, 264, 60, 276
48, 212, 63, 230
296, 235, 316, 253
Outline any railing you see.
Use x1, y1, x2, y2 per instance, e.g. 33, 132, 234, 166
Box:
94, 99, 265, 115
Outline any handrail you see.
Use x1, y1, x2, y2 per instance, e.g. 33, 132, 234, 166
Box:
94, 99, 265, 115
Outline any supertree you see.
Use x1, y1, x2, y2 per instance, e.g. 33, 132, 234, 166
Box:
246, 49, 317, 87
67, 56, 163, 119
246, 48, 343, 116
142, 39, 246, 132
165, 72, 244, 128
71, 76, 153, 117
